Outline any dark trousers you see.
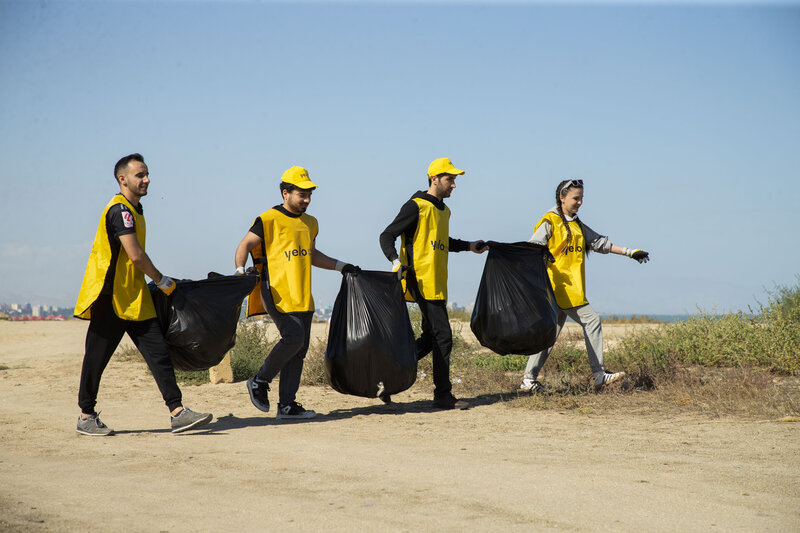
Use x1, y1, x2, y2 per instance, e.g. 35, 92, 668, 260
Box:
78, 295, 183, 414
255, 285, 313, 406
412, 292, 453, 398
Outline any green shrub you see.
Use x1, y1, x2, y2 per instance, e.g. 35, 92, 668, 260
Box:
229, 320, 276, 382
174, 368, 209, 385
473, 353, 528, 372
610, 281, 800, 384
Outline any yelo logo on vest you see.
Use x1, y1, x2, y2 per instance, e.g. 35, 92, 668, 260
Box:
283, 247, 311, 261
430, 239, 447, 252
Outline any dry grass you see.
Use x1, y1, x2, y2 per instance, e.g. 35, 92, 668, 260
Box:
503, 367, 800, 420
114, 344, 143, 363
299, 337, 329, 386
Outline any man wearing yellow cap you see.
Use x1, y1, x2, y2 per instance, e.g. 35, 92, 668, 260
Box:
379, 157, 487, 410
235, 166, 358, 419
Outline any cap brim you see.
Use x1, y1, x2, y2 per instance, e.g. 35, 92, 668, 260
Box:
429, 167, 465, 177
295, 180, 317, 189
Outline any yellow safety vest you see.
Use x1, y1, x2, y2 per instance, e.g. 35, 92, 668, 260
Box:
246, 208, 319, 315
400, 198, 450, 302
74, 194, 156, 321
536, 211, 588, 309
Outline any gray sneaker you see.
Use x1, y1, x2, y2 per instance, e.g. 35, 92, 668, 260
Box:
76, 413, 114, 436
170, 407, 212, 433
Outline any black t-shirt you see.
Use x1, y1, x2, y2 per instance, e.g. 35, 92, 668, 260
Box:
100, 197, 143, 295
248, 205, 301, 239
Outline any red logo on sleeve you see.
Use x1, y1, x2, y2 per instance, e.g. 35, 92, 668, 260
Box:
122, 211, 134, 229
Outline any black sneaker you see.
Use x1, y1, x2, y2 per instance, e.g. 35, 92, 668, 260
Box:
377, 381, 391, 404
276, 402, 316, 419
433, 394, 469, 410
247, 377, 270, 412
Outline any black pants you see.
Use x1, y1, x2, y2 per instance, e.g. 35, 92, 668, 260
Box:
411, 290, 453, 398
78, 295, 182, 415
255, 284, 313, 406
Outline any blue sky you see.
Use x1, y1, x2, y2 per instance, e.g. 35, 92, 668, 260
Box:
1, 0, 799, 314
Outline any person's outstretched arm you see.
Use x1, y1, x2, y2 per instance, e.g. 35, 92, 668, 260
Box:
311, 244, 359, 274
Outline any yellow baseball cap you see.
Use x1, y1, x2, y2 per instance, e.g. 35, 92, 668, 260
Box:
427, 157, 465, 178
281, 166, 317, 189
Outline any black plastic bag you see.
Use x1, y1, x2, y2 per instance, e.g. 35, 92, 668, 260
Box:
470, 241, 559, 355
325, 270, 417, 397
149, 272, 259, 371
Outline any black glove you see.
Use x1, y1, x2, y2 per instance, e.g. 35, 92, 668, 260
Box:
341, 263, 360, 275
471, 240, 489, 253
629, 249, 650, 264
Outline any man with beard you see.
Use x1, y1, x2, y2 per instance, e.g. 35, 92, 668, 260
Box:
235, 166, 358, 419
74, 153, 213, 435
379, 157, 487, 409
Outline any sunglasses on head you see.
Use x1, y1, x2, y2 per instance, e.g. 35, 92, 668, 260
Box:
559, 179, 583, 193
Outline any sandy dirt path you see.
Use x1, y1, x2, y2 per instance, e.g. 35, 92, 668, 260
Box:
1, 321, 798, 532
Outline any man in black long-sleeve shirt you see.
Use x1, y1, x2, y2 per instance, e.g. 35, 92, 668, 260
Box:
379, 157, 486, 409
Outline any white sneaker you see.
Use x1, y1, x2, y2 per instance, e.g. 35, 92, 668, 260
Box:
594, 370, 626, 388
519, 378, 547, 393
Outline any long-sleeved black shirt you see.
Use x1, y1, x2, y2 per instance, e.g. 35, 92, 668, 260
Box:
379, 191, 470, 262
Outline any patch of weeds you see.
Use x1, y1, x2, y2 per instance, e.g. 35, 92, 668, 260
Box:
473, 353, 528, 372
114, 344, 142, 363
230, 320, 276, 382
174, 369, 209, 385
300, 337, 330, 386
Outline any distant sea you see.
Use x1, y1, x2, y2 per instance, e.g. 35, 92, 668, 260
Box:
596, 314, 696, 323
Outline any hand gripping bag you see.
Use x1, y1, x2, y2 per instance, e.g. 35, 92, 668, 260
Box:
149, 272, 259, 371
325, 270, 417, 397
470, 241, 559, 355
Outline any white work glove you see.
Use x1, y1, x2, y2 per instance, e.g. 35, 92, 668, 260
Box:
623, 248, 650, 264
156, 275, 176, 295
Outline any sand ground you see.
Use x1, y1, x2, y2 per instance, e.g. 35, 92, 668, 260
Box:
1, 320, 798, 532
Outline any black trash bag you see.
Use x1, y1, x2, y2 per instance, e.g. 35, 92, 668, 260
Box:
325, 270, 417, 397
149, 272, 259, 371
470, 241, 559, 355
